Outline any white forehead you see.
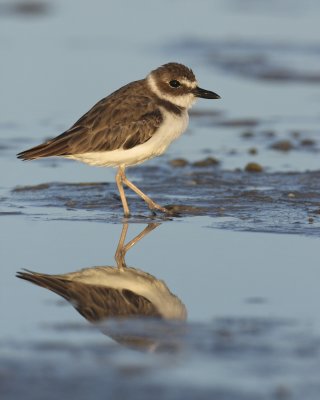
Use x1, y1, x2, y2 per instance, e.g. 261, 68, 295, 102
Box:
180, 78, 198, 89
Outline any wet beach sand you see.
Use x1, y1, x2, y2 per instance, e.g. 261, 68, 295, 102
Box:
1, 1, 320, 399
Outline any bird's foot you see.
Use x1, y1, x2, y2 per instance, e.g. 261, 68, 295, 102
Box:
148, 202, 173, 215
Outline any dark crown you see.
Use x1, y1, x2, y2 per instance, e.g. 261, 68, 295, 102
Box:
150, 62, 196, 82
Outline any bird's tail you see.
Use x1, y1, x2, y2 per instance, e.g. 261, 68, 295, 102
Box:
16, 269, 71, 301
17, 139, 67, 160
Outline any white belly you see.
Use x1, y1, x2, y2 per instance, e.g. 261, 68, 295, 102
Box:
66, 109, 189, 167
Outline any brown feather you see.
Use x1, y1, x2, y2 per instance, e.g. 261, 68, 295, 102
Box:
16, 270, 161, 322
17, 80, 165, 160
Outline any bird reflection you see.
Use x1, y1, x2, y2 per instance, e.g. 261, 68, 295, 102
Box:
17, 223, 187, 352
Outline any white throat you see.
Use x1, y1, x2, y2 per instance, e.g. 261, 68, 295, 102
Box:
147, 74, 196, 109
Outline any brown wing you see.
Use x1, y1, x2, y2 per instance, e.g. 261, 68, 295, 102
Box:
16, 270, 161, 322
17, 80, 163, 160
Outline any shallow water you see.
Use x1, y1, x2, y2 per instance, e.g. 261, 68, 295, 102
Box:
1, 1, 320, 399
3, 218, 320, 399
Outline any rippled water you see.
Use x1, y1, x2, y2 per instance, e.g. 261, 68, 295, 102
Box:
1, 1, 320, 399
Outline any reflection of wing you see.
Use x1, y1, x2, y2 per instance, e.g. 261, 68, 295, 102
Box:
17, 80, 163, 160
17, 266, 187, 320
16, 270, 161, 322
17, 266, 187, 352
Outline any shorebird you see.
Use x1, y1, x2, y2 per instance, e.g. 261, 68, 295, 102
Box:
17, 62, 220, 216
17, 223, 187, 351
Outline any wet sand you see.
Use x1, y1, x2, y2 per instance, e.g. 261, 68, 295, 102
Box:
8, 164, 320, 235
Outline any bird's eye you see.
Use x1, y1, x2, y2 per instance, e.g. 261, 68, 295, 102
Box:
169, 80, 181, 88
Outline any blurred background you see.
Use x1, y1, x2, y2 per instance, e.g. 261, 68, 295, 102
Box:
1, 0, 320, 184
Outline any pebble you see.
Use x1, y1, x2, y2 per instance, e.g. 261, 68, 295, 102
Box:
271, 140, 294, 152
248, 147, 258, 155
169, 158, 189, 167
245, 162, 263, 172
192, 157, 220, 167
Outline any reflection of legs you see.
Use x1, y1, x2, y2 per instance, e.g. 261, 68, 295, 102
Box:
124, 223, 160, 253
116, 166, 130, 217
115, 223, 129, 270
121, 168, 169, 214
115, 223, 160, 270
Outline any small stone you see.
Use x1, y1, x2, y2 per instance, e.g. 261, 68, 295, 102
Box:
244, 162, 263, 172
300, 139, 316, 147
291, 131, 301, 138
248, 147, 258, 155
308, 217, 314, 224
192, 157, 220, 167
271, 140, 294, 152
169, 158, 189, 167
241, 130, 254, 139
262, 130, 276, 138
288, 193, 295, 198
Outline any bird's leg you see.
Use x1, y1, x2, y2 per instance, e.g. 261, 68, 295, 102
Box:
115, 166, 130, 217
121, 170, 169, 214
115, 223, 129, 270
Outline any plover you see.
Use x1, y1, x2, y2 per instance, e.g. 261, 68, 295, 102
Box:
17, 223, 187, 351
17, 62, 220, 216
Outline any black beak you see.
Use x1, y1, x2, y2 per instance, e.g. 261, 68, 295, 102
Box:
193, 86, 220, 99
